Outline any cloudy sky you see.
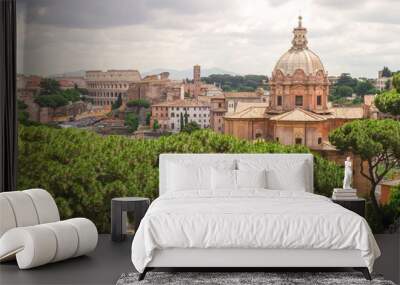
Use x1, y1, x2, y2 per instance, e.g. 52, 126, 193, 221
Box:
17, 0, 400, 78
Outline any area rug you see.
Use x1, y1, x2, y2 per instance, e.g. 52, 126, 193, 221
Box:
116, 271, 396, 285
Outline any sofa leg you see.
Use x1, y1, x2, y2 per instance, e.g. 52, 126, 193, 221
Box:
138, 268, 148, 281
354, 267, 371, 280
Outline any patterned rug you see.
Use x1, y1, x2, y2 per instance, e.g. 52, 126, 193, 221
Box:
116, 271, 396, 285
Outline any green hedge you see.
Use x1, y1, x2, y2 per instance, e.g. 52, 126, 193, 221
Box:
18, 126, 342, 233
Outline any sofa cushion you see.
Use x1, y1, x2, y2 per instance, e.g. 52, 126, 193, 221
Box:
0, 218, 98, 269
23, 189, 60, 224
0, 192, 39, 227
0, 196, 17, 238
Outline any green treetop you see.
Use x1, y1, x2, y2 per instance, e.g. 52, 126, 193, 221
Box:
329, 119, 400, 227
374, 72, 400, 116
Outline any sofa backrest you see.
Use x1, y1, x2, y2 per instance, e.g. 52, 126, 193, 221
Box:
159, 153, 314, 195
0, 189, 60, 237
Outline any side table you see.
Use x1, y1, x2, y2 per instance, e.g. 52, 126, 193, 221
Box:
332, 197, 366, 218
111, 197, 150, 242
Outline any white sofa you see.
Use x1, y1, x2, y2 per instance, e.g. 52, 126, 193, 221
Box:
0, 189, 98, 269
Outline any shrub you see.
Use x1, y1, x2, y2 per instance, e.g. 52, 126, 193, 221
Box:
181, 121, 201, 133
61, 89, 81, 102
124, 113, 139, 132
153, 119, 159, 130
18, 127, 342, 233
35, 94, 69, 108
126, 99, 150, 109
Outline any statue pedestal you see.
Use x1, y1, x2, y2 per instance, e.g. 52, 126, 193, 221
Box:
332, 188, 358, 200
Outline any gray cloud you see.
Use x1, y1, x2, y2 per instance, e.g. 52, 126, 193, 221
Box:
17, 0, 400, 78
18, 0, 234, 29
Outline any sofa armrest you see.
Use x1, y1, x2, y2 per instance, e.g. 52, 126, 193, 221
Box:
0, 218, 98, 269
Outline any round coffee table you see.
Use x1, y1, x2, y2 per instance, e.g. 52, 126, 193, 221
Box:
111, 197, 150, 242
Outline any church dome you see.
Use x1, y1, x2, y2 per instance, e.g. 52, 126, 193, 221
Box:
274, 49, 324, 76
273, 16, 325, 76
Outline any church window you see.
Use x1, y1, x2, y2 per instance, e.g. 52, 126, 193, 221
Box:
277, 96, 282, 106
276, 137, 279, 142
295, 138, 302, 144
295, 96, 303, 106
318, 137, 322, 144
317, 95, 322, 106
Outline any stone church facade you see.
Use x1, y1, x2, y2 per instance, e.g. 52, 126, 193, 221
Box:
224, 17, 365, 150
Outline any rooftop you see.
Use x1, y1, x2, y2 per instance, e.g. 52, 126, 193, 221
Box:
328, 107, 364, 119
225, 103, 268, 119
152, 99, 209, 108
235, 102, 269, 113
270, 108, 327, 122
379, 179, 400, 187
224, 92, 260, 98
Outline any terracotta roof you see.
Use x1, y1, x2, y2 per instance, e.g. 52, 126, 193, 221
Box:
235, 102, 269, 113
58, 79, 75, 87
328, 107, 364, 119
270, 108, 327, 122
152, 99, 209, 108
224, 92, 259, 98
379, 179, 400, 187
310, 142, 337, 151
224, 104, 268, 119
210, 95, 225, 100
211, 108, 227, 112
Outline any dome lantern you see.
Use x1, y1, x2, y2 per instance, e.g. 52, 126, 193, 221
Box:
291, 15, 308, 50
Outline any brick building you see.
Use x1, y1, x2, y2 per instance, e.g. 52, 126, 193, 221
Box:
125, 72, 183, 105
209, 90, 268, 133
150, 99, 210, 133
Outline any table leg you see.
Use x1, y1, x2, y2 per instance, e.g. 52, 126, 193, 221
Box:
111, 201, 123, 242
133, 201, 150, 232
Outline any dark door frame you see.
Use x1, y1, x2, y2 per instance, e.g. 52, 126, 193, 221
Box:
0, 0, 17, 192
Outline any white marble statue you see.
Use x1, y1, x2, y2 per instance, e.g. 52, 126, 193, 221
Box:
343, 156, 353, 189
